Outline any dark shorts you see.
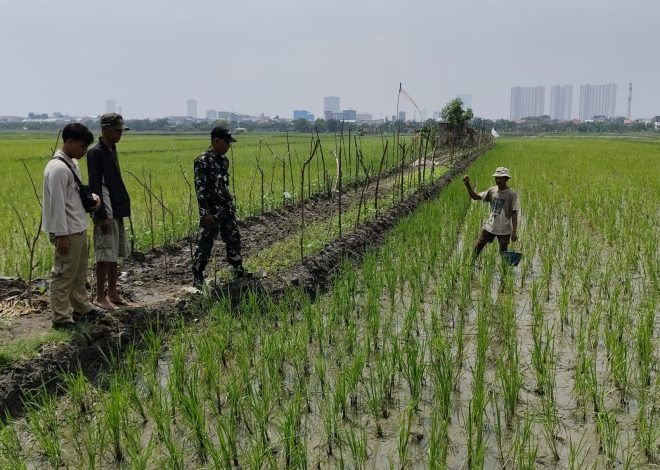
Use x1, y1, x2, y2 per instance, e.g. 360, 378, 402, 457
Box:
478, 230, 511, 245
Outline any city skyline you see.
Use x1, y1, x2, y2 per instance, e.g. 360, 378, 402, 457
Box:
1, 0, 657, 121
579, 83, 617, 120
510, 86, 545, 120
550, 85, 573, 121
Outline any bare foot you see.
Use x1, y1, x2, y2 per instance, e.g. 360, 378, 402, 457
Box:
106, 296, 133, 307
94, 298, 118, 310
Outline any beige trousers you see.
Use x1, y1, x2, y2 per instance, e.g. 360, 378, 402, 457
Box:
49, 231, 95, 323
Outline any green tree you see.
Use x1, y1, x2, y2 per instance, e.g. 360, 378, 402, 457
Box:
441, 98, 474, 161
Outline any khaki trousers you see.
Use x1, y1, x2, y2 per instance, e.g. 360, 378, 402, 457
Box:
49, 231, 94, 323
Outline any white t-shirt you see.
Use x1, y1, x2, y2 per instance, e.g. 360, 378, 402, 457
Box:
478, 186, 519, 235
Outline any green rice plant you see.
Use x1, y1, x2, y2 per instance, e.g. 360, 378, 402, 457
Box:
604, 303, 630, 403
365, 354, 388, 437
0, 416, 26, 470
637, 398, 660, 463
511, 411, 538, 470
467, 306, 489, 469
567, 433, 590, 470
346, 347, 365, 412
496, 346, 522, 429
280, 390, 303, 468
320, 397, 337, 456
197, 332, 225, 416
178, 363, 210, 463
145, 374, 181, 468
540, 393, 561, 461
595, 404, 619, 465
60, 368, 93, 420
315, 352, 327, 399
429, 334, 453, 422
214, 414, 239, 469
401, 338, 425, 411
23, 386, 62, 468
636, 297, 655, 389
333, 372, 348, 422
427, 407, 449, 469
103, 372, 127, 463
343, 424, 368, 470
123, 422, 154, 470
141, 325, 163, 374
250, 362, 275, 449
397, 402, 414, 469
79, 414, 106, 470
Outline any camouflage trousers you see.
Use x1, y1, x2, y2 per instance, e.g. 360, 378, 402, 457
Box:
192, 212, 242, 274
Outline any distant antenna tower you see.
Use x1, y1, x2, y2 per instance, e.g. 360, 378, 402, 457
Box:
627, 83, 632, 120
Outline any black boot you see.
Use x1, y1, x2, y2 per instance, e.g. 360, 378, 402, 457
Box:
192, 269, 205, 288
233, 264, 252, 279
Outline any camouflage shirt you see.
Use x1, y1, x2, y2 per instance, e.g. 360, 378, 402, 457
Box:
194, 148, 235, 217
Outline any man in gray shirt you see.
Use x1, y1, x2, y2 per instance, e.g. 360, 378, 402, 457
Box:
463, 166, 519, 259
42, 123, 101, 329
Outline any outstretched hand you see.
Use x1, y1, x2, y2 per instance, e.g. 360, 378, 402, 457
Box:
463, 175, 470, 185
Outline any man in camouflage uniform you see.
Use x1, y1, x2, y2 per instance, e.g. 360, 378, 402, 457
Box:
192, 126, 246, 287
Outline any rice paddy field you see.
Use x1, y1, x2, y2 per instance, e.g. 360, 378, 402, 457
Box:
0, 131, 412, 279
0, 136, 659, 469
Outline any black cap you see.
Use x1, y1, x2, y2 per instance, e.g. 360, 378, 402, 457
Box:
211, 126, 237, 142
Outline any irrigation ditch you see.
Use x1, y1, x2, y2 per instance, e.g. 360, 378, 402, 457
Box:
0, 144, 491, 421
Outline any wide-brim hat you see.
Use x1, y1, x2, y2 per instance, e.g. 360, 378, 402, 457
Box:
492, 167, 510, 178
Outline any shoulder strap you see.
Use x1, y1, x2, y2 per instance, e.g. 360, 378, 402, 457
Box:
55, 157, 84, 188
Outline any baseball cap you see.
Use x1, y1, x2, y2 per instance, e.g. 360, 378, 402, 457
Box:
100, 113, 130, 131
211, 126, 237, 142
492, 167, 511, 178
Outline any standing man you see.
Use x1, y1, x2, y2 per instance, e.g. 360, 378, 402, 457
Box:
463, 167, 519, 258
42, 123, 101, 329
87, 113, 132, 310
192, 126, 246, 288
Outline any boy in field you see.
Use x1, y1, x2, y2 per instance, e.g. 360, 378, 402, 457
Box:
463, 167, 519, 259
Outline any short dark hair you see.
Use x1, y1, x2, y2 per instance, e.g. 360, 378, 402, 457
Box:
62, 123, 94, 145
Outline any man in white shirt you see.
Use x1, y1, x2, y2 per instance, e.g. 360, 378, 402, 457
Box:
463, 167, 519, 258
42, 123, 101, 329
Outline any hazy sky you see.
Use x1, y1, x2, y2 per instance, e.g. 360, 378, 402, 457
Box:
1, 0, 658, 120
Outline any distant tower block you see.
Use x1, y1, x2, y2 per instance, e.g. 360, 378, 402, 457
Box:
627, 83, 632, 120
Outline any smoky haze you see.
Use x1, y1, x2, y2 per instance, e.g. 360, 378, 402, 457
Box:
1, 0, 658, 120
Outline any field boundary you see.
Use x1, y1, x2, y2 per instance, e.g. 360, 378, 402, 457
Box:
0, 144, 492, 420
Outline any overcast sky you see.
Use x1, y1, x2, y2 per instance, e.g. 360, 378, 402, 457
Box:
1, 0, 658, 120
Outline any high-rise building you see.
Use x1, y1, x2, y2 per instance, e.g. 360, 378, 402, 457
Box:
510, 86, 545, 120
398, 111, 406, 122
187, 99, 198, 118
324, 96, 340, 115
578, 83, 617, 120
106, 100, 117, 113
206, 109, 218, 120
456, 94, 473, 110
550, 85, 573, 121
342, 109, 357, 121
293, 110, 314, 121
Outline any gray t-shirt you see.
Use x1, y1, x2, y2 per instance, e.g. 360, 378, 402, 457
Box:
478, 186, 519, 235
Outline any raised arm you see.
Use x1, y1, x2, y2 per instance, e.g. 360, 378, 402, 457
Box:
463, 175, 482, 201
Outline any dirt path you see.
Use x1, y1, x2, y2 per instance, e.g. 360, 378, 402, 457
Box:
0, 147, 489, 419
